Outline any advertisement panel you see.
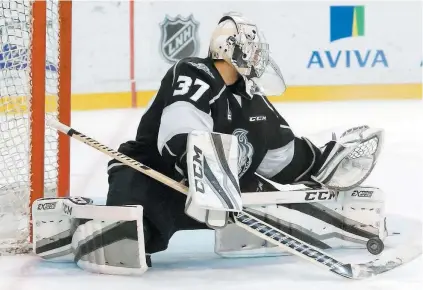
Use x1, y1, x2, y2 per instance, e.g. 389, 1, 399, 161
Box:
129, 0, 422, 106
133, 1, 422, 87
1, 1, 420, 110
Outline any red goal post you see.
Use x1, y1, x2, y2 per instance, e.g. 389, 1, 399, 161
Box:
0, 0, 71, 253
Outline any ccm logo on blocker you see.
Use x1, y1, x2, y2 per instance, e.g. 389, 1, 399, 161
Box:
192, 145, 205, 193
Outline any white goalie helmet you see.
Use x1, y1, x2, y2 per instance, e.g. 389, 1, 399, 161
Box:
209, 12, 286, 97
209, 12, 269, 79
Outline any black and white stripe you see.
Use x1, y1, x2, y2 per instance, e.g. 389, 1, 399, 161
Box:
74, 221, 141, 269
203, 159, 234, 210
244, 208, 332, 249
257, 140, 295, 178
202, 133, 242, 210
158, 101, 214, 155
279, 202, 379, 239
210, 133, 241, 194
234, 211, 354, 278
35, 218, 91, 258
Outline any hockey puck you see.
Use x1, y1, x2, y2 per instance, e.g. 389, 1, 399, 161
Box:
366, 237, 384, 255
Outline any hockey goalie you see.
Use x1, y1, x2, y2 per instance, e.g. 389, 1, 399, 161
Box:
31, 12, 409, 277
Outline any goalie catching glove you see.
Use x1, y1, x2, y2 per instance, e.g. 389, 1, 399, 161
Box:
310, 125, 384, 190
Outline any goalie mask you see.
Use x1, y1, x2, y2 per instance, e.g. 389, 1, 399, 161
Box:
209, 12, 286, 98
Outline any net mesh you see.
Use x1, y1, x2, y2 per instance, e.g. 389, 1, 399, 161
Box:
0, 0, 60, 254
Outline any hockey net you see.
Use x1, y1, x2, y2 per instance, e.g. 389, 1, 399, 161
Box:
0, 0, 71, 254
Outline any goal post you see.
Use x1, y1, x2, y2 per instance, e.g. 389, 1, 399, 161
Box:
0, 0, 71, 253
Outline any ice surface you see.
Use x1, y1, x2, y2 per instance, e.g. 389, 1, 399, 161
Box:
0, 99, 422, 290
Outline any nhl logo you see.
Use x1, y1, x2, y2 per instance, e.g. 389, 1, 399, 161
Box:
160, 14, 199, 63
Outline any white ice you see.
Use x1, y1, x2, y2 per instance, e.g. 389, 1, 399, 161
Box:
0, 99, 422, 290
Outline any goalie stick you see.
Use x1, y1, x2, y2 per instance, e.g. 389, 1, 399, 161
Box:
47, 119, 421, 280
50, 124, 336, 206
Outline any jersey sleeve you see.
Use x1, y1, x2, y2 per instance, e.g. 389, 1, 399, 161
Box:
256, 95, 296, 179
255, 96, 319, 184
157, 61, 215, 179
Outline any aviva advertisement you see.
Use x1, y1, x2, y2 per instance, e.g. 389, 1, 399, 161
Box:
307, 6, 388, 69
282, 2, 422, 103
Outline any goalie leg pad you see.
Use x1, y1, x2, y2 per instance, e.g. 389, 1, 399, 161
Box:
32, 197, 93, 262
33, 197, 148, 275
215, 186, 387, 257
72, 218, 149, 276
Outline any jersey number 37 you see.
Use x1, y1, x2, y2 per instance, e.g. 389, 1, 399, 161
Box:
173, 75, 210, 102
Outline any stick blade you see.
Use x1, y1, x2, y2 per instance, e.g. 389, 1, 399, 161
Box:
351, 243, 422, 279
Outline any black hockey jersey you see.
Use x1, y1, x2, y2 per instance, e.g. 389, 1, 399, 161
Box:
112, 57, 309, 190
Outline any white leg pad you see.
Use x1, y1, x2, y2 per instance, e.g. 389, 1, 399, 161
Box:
33, 197, 148, 276
215, 186, 387, 257
72, 217, 148, 276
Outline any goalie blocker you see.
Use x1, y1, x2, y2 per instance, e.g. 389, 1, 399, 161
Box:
185, 130, 242, 228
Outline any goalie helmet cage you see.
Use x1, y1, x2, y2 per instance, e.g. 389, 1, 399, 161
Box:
0, 0, 71, 254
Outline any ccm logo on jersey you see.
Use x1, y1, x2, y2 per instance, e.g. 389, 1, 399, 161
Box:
192, 145, 205, 193
249, 116, 266, 122
305, 191, 337, 201
351, 190, 373, 198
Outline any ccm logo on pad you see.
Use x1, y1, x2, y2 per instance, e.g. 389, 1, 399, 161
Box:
305, 191, 337, 201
